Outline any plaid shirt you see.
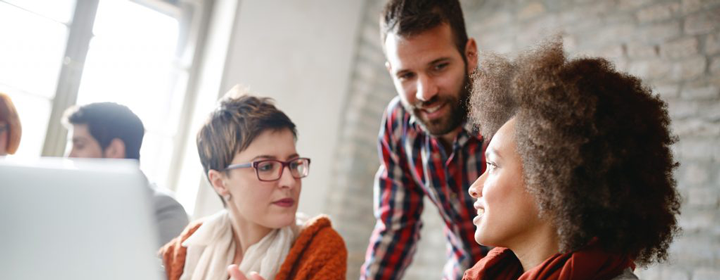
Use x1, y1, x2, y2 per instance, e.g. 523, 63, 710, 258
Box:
361, 97, 489, 280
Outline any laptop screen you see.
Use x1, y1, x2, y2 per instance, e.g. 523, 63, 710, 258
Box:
0, 158, 163, 280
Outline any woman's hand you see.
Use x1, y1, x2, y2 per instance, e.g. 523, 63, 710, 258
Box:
227, 264, 265, 280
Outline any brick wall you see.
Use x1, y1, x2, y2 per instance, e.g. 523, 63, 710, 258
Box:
326, 0, 720, 279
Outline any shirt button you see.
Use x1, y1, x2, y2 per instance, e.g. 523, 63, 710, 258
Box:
450, 192, 458, 201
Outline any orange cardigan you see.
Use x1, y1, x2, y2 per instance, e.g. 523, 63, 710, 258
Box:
159, 215, 347, 280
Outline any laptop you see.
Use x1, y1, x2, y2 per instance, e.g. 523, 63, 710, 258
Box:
0, 158, 164, 280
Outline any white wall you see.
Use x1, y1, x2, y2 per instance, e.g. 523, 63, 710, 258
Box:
216, 0, 364, 216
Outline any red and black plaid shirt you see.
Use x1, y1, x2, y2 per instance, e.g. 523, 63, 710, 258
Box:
361, 97, 489, 280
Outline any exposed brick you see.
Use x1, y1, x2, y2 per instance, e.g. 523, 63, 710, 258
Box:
603, 13, 636, 25
670, 237, 716, 264
678, 210, 715, 233
561, 14, 603, 34
681, 85, 720, 99
593, 24, 636, 44
685, 163, 711, 185
517, 18, 563, 47
361, 24, 381, 50
673, 119, 720, 136
706, 32, 720, 55
563, 35, 578, 52
637, 3, 680, 23
669, 99, 702, 119
560, 8, 581, 25
518, 2, 545, 20
711, 57, 720, 73
647, 267, 691, 280
599, 44, 626, 59
661, 37, 699, 59
664, 268, 690, 280
654, 83, 681, 98
628, 59, 672, 79
618, 0, 654, 11
694, 268, 720, 280
705, 0, 720, 9
476, 12, 513, 29
688, 187, 719, 207
677, 137, 718, 160
478, 33, 516, 53
682, 0, 703, 14
578, 46, 626, 62
627, 42, 659, 58
684, 9, 720, 35
574, 1, 614, 16
670, 56, 707, 81
640, 21, 683, 43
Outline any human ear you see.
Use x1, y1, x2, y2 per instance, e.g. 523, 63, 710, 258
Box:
104, 138, 126, 159
208, 169, 229, 197
465, 38, 479, 73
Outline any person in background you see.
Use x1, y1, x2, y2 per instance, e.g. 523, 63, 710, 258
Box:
0, 92, 22, 156
463, 39, 680, 280
362, 0, 488, 279
62, 102, 189, 246
159, 86, 347, 280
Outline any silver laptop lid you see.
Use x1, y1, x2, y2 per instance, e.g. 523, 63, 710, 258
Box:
0, 158, 163, 280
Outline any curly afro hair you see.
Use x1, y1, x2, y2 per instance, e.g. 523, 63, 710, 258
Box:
469, 39, 681, 265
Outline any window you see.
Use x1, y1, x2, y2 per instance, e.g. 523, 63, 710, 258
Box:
0, 0, 207, 190
0, 0, 74, 157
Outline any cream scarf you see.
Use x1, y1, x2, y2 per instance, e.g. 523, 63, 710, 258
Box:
179, 210, 301, 280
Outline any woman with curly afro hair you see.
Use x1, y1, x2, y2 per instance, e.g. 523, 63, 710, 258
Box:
462, 39, 681, 280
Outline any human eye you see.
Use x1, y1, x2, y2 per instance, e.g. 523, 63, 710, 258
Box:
398, 72, 415, 81
433, 62, 448, 72
486, 161, 498, 171
256, 161, 277, 172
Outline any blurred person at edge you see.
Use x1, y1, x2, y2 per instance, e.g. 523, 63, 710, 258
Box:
0, 92, 22, 156
62, 102, 189, 246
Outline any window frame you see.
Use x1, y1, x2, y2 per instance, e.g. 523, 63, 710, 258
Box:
0, 0, 213, 192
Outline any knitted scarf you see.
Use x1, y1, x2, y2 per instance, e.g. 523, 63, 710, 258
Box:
179, 210, 300, 280
463, 242, 634, 280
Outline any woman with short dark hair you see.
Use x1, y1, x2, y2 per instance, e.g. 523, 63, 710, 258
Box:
160, 86, 347, 280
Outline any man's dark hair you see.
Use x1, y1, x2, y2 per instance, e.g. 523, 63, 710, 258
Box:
380, 0, 469, 57
63, 102, 145, 160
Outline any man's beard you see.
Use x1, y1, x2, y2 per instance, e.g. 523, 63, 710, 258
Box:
408, 73, 472, 137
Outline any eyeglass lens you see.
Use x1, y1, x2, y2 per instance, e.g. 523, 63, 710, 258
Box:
256, 158, 309, 181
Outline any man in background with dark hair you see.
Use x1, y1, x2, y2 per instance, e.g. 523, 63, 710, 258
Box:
361, 0, 488, 279
62, 102, 189, 246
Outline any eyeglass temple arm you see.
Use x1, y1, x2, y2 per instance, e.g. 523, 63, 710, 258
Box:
225, 162, 253, 171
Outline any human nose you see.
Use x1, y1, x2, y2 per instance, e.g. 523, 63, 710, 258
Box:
278, 164, 298, 189
468, 171, 486, 198
415, 74, 438, 103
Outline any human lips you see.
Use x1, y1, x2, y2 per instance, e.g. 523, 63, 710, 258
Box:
418, 102, 446, 120
473, 200, 485, 225
272, 198, 295, 208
